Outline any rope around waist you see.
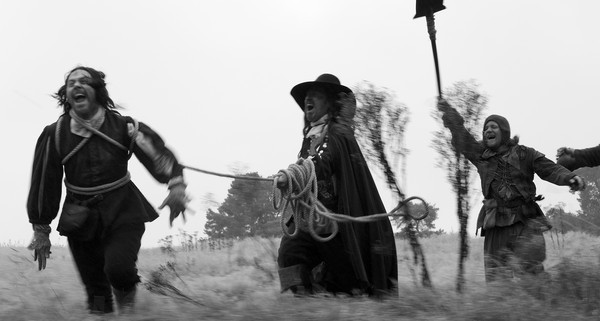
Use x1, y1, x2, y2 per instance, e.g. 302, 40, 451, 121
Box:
64, 172, 131, 196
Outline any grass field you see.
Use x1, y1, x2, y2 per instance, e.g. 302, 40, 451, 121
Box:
1, 232, 598, 320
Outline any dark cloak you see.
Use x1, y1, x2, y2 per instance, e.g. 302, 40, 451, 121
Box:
299, 123, 398, 294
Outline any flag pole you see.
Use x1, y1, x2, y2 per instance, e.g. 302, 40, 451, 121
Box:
426, 13, 442, 98
414, 0, 446, 98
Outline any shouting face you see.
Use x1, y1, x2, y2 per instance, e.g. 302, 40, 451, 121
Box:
304, 87, 332, 123
66, 69, 100, 119
483, 120, 503, 150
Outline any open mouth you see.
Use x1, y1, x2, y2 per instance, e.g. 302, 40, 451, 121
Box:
73, 93, 86, 103
305, 104, 314, 112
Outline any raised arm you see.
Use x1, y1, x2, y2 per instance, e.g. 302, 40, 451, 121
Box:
437, 99, 483, 164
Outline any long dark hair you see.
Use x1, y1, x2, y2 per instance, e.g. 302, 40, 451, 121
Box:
53, 66, 116, 113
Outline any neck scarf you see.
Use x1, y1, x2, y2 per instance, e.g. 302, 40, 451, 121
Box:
306, 115, 330, 156
69, 108, 106, 138
306, 114, 329, 139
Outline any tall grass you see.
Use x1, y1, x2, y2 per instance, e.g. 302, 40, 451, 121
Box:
1, 232, 598, 320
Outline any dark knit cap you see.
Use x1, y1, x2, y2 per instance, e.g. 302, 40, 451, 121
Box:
484, 114, 511, 144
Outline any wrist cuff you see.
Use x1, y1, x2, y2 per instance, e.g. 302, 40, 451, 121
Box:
33, 224, 51, 234
168, 176, 187, 189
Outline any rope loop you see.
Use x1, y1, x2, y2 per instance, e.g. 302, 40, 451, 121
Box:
273, 158, 429, 242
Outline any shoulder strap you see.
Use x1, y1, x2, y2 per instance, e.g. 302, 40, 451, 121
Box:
54, 115, 64, 156
127, 117, 139, 159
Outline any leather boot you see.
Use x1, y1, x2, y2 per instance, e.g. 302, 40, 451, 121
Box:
89, 295, 114, 314
112, 286, 136, 314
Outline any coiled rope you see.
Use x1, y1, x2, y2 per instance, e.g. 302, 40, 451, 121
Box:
272, 158, 429, 242
183, 160, 429, 242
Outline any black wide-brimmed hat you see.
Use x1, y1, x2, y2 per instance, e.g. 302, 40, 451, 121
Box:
290, 73, 353, 109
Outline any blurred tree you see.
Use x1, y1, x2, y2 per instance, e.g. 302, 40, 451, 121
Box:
353, 81, 433, 287
431, 79, 488, 292
574, 167, 600, 235
354, 81, 409, 198
545, 203, 582, 235
203, 172, 280, 238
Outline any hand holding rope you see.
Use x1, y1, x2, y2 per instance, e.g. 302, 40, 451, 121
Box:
272, 158, 430, 242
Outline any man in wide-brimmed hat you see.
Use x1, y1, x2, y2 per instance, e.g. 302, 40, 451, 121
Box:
276, 73, 398, 297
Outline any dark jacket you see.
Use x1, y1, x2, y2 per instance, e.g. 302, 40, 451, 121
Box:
27, 110, 183, 230
441, 107, 576, 234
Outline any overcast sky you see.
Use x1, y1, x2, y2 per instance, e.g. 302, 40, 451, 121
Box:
1, 0, 598, 248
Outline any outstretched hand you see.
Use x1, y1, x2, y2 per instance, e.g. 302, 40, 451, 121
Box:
569, 175, 586, 192
28, 225, 51, 271
556, 147, 574, 159
159, 184, 190, 227
556, 146, 577, 170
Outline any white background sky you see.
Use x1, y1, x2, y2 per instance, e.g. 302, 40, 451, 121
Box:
1, 0, 598, 248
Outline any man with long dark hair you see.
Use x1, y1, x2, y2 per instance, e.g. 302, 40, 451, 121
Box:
26, 66, 188, 314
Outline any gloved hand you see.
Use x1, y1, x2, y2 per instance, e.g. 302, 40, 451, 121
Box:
556, 147, 577, 170
159, 179, 190, 227
275, 172, 289, 189
556, 147, 574, 158
569, 175, 586, 192
437, 97, 451, 112
27, 224, 51, 271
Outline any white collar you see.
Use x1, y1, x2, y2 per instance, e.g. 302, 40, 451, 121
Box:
69, 108, 106, 138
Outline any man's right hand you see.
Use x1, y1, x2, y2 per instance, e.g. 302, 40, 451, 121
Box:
556, 147, 578, 170
28, 224, 51, 271
437, 98, 451, 112
556, 147, 574, 159
276, 173, 289, 189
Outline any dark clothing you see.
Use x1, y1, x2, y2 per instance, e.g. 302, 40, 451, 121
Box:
27, 109, 182, 312
441, 107, 575, 279
558, 144, 600, 170
278, 122, 398, 295
27, 111, 182, 226
278, 225, 361, 293
483, 221, 546, 281
68, 222, 145, 313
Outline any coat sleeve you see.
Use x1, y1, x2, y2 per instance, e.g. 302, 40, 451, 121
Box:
572, 145, 600, 169
128, 120, 184, 184
531, 147, 575, 186
440, 107, 484, 165
27, 125, 63, 225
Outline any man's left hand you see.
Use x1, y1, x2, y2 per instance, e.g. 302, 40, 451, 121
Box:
159, 184, 190, 227
569, 175, 586, 191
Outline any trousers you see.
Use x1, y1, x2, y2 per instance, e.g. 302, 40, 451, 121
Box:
68, 221, 145, 313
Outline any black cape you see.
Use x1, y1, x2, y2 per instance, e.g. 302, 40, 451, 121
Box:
300, 123, 398, 294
